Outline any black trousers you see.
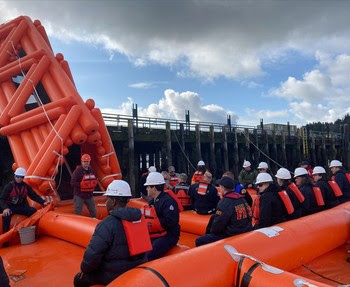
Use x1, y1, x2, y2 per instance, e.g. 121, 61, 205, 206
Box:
1, 205, 37, 234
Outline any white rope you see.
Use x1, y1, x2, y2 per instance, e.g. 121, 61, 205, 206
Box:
100, 173, 122, 182
25, 175, 55, 181
101, 151, 114, 158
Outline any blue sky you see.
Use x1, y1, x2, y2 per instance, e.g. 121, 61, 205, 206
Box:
2, 0, 350, 127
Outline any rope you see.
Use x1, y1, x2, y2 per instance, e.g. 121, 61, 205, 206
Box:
9, 41, 64, 192
100, 173, 122, 182
172, 130, 196, 171
301, 264, 346, 285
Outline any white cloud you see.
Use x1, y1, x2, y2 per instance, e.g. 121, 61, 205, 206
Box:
128, 82, 154, 89
101, 89, 238, 124
2, 1, 350, 82
241, 108, 290, 127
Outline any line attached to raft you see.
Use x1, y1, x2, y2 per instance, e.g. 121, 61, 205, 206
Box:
136, 266, 170, 287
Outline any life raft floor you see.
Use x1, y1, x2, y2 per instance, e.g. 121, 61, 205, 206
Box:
0, 236, 84, 286
291, 243, 350, 286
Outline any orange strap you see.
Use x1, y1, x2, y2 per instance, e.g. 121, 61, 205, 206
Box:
164, 189, 184, 212
143, 206, 167, 238
312, 187, 325, 206
288, 183, 305, 203
252, 195, 260, 225
197, 183, 208, 195
122, 214, 152, 256
278, 190, 295, 215
328, 181, 343, 197
346, 173, 350, 184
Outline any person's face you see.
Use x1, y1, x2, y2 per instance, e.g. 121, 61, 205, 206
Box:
294, 176, 303, 187
244, 166, 251, 171
81, 160, 90, 170
258, 168, 267, 173
313, 174, 321, 182
330, 167, 338, 175
14, 175, 24, 183
203, 175, 211, 183
257, 182, 269, 193
276, 178, 283, 186
169, 170, 175, 176
106, 197, 115, 213
146, 185, 156, 199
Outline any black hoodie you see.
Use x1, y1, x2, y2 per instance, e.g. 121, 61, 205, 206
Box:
80, 207, 147, 285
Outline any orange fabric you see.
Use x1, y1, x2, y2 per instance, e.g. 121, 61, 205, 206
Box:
313, 187, 325, 206
288, 182, 305, 203
143, 206, 167, 238
252, 195, 260, 225
197, 183, 208, 195
80, 173, 98, 192
278, 190, 295, 215
176, 189, 191, 207
346, 173, 350, 183
191, 171, 204, 184
164, 189, 184, 212
328, 180, 343, 197
121, 214, 152, 256
169, 176, 179, 188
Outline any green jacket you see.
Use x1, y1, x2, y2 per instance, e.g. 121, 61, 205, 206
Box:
238, 169, 258, 187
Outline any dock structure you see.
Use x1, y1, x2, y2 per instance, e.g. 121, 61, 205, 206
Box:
103, 113, 347, 196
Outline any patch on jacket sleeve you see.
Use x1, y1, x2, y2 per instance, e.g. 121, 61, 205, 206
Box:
215, 210, 222, 216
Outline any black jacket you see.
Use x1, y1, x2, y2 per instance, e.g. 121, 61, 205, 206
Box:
189, 183, 220, 215
299, 183, 324, 216
209, 191, 252, 237
152, 191, 180, 239
254, 184, 288, 229
81, 207, 147, 285
334, 170, 350, 203
0, 181, 44, 211
315, 178, 340, 209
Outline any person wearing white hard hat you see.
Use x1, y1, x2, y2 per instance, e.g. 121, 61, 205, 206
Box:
144, 172, 180, 261
74, 180, 150, 287
257, 162, 268, 173
191, 160, 207, 184
275, 168, 304, 220
189, 171, 220, 215
252, 173, 289, 229
294, 167, 325, 216
238, 160, 258, 188
0, 167, 49, 236
139, 166, 157, 199
313, 166, 341, 209
329, 160, 350, 203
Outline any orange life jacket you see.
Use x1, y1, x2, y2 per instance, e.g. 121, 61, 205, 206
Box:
80, 173, 98, 192
288, 182, 305, 203
169, 176, 179, 188
164, 189, 184, 212
197, 183, 208, 195
327, 180, 343, 197
191, 171, 204, 184
346, 173, 350, 183
143, 205, 167, 238
252, 195, 260, 225
312, 187, 325, 206
278, 190, 295, 215
176, 189, 191, 207
121, 214, 152, 256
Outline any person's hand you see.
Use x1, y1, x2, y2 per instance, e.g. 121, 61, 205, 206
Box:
248, 184, 253, 188
2, 208, 11, 216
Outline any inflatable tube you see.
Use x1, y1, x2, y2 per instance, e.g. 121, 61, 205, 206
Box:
86, 131, 101, 144
0, 22, 16, 38
30, 126, 44, 149
27, 115, 66, 184
31, 105, 82, 184
0, 56, 37, 82
0, 106, 65, 135
20, 130, 38, 162
8, 134, 30, 169
0, 19, 28, 67
1, 80, 16, 103
0, 88, 8, 112
20, 33, 37, 55
33, 20, 53, 52
70, 123, 87, 145
110, 203, 350, 287
60, 60, 76, 86
41, 72, 64, 101
8, 55, 51, 118
179, 211, 210, 235
85, 98, 95, 110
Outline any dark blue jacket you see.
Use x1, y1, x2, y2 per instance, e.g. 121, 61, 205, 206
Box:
189, 183, 220, 214
334, 170, 350, 203
299, 183, 324, 216
152, 191, 180, 239
315, 178, 340, 209
280, 182, 302, 220
81, 207, 147, 285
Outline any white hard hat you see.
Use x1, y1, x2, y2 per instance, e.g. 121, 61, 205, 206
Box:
144, 172, 165, 186
294, 167, 308, 178
148, 166, 156, 173
312, 166, 326, 175
197, 160, 205, 166
329, 160, 342, 168
275, 168, 291, 180
15, 167, 26, 177
243, 160, 251, 168
258, 162, 268, 169
255, 173, 273, 185
104, 180, 132, 197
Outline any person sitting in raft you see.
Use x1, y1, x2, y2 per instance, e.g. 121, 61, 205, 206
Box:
294, 167, 325, 216
221, 171, 252, 207
190, 171, 220, 215
71, 154, 98, 218
0, 167, 49, 235
174, 173, 191, 210
168, 166, 179, 188
253, 173, 293, 229
275, 168, 304, 220
329, 160, 350, 203
74, 180, 150, 287
191, 160, 207, 184
195, 176, 252, 246
238, 160, 258, 189
139, 166, 156, 201
143, 172, 180, 261
313, 166, 341, 209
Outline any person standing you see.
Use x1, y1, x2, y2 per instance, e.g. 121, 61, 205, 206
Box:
238, 160, 258, 188
191, 161, 207, 184
144, 172, 180, 261
0, 167, 49, 234
195, 176, 252, 246
74, 180, 150, 287
329, 160, 350, 203
71, 154, 97, 218
190, 171, 220, 215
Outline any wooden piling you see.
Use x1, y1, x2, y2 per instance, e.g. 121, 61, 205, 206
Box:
210, 125, 217, 176
222, 126, 229, 172
195, 124, 201, 162
233, 127, 239, 176
166, 121, 172, 168
127, 119, 135, 196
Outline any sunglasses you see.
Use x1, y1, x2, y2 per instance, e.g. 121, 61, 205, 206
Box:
257, 183, 264, 187
15, 175, 24, 179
